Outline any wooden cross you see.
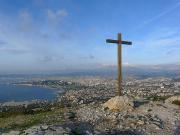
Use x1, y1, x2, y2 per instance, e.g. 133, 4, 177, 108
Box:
106, 33, 132, 96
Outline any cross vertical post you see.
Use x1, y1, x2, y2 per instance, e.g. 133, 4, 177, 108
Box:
106, 33, 132, 96
117, 33, 122, 96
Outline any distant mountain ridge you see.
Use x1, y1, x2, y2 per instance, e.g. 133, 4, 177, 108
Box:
0, 63, 180, 79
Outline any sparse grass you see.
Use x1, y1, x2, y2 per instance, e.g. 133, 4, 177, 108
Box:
0, 112, 22, 118
147, 95, 171, 102
0, 113, 42, 130
0, 107, 71, 131
0, 108, 51, 119
172, 100, 180, 106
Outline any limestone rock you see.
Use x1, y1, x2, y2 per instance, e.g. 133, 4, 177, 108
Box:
64, 111, 76, 119
137, 120, 144, 125
103, 96, 134, 112
165, 95, 180, 104
2, 131, 20, 135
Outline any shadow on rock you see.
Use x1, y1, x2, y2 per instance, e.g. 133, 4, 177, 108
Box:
94, 129, 143, 135
60, 121, 94, 135
174, 125, 180, 135
57, 121, 143, 135
133, 100, 149, 108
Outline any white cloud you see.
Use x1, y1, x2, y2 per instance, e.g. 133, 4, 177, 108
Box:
47, 9, 56, 19
19, 10, 35, 32
136, 29, 180, 49
20, 10, 31, 19
132, 28, 180, 63
123, 62, 130, 66
47, 9, 68, 21
0, 40, 7, 46
39, 56, 58, 63
33, 0, 44, 7
134, 2, 180, 31
57, 9, 68, 17
79, 54, 95, 60
0, 47, 29, 54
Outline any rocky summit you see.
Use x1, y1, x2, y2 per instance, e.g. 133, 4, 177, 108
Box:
103, 96, 134, 112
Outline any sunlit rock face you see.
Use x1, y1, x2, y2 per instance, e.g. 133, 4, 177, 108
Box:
103, 96, 134, 112
165, 95, 180, 104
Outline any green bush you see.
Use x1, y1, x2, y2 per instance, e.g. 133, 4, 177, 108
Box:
172, 100, 180, 106
147, 95, 170, 101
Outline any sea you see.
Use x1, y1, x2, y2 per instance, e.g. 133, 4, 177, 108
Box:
0, 84, 57, 103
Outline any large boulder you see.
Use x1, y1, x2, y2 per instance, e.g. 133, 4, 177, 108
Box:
103, 96, 134, 112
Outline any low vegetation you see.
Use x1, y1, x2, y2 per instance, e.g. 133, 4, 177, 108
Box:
172, 100, 180, 106
147, 95, 171, 101
0, 107, 72, 132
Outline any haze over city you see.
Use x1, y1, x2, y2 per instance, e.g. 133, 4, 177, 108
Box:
0, 0, 180, 73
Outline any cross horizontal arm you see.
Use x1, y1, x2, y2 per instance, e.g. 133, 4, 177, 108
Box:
121, 41, 132, 45
106, 39, 132, 45
106, 39, 118, 44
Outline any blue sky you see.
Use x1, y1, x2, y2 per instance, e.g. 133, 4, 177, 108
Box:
0, 0, 180, 73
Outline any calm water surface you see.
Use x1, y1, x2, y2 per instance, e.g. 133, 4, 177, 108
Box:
0, 84, 57, 103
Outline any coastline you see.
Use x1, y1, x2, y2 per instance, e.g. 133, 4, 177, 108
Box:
0, 83, 63, 105
12, 83, 63, 92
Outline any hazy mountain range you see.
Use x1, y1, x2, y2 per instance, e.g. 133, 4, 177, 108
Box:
0, 63, 180, 79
